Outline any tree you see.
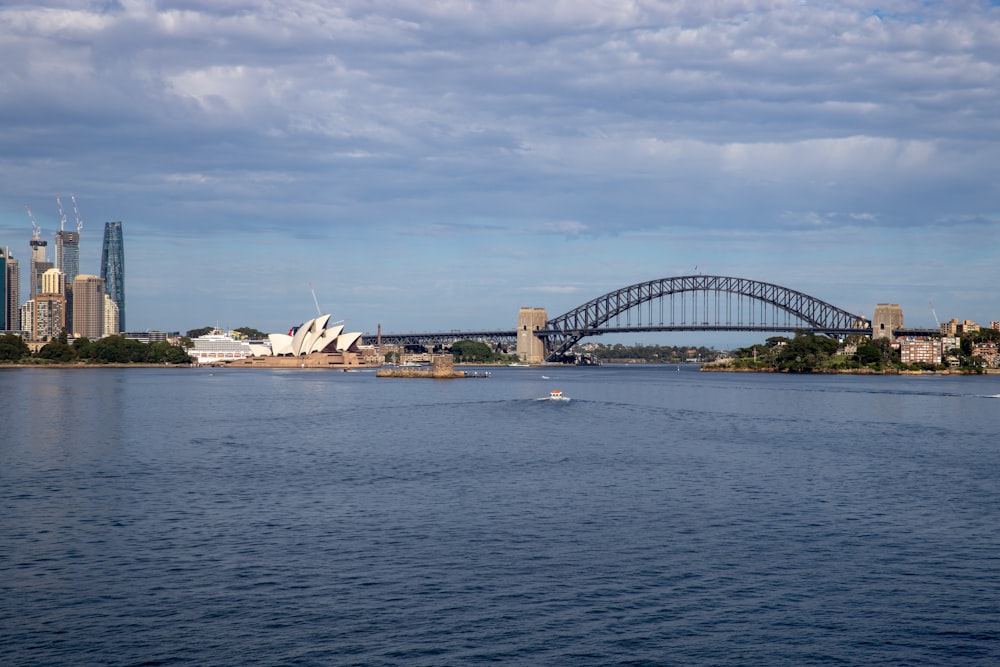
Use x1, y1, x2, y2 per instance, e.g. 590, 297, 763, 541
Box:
186, 326, 214, 338
855, 337, 895, 366
0, 334, 30, 362
149, 341, 193, 364
233, 326, 267, 339
72, 337, 93, 359
451, 339, 494, 363
771, 332, 840, 372
37, 339, 77, 362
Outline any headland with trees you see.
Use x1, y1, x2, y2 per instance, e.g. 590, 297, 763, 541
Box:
704, 329, 1000, 374
0, 332, 191, 365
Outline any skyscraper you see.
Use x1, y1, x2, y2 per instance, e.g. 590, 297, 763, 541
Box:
103, 294, 120, 337
2, 246, 21, 331
72, 274, 105, 340
29, 236, 52, 298
0, 246, 9, 330
55, 230, 81, 282
35, 269, 67, 340
100, 221, 125, 332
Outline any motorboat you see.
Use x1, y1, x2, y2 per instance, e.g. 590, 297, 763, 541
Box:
548, 389, 569, 401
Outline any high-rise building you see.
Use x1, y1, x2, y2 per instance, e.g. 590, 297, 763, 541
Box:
34, 294, 66, 340
38, 267, 68, 338
72, 274, 105, 340
101, 221, 125, 332
29, 236, 52, 298
0, 246, 8, 330
6, 250, 20, 330
41, 267, 66, 296
1, 246, 19, 331
20, 300, 34, 338
55, 230, 81, 282
103, 294, 120, 337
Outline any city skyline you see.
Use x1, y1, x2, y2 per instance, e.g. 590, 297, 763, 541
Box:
1, 2, 998, 343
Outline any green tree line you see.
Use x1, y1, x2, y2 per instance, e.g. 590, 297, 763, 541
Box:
450, 339, 513, 363
591, 343, 721, 363
0, 333, 192, 364
726, 330, 1000, 373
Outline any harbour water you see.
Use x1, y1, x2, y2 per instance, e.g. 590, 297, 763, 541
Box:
2, 365, 999, 665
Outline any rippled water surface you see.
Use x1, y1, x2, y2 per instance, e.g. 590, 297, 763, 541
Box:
2, 366, 999, 665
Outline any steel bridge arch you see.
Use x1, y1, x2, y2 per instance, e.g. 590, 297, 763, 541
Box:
541, 275, 872, 360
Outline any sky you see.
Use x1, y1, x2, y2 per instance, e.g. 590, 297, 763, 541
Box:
1, 0, 998, 345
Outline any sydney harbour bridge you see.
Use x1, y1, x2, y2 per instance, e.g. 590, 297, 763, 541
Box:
362, 275, 934, 362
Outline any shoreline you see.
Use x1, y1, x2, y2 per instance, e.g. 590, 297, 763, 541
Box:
700, 365, 997, 375
3, 361, 997, 375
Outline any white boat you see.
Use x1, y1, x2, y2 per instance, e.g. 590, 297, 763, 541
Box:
547, 389, 569, 401
189, 330, 268, 364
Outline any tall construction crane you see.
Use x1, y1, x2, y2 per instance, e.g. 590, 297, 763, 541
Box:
24, 205, 41, 239
55, 193, 67, 231
70, 193, 84, 232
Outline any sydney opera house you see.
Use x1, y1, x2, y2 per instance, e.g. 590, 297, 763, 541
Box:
223, 314, 380, 368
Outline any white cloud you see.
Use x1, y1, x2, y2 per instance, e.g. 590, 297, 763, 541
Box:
533, 285, 584, 294
1, 0, 998, 330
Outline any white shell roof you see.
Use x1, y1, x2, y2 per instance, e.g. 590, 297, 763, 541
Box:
265, 315, 362, 356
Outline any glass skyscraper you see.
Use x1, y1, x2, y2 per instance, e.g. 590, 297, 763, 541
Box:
55, 230, 81, 282
100, 221, 125, 332
0, 247, 7, 330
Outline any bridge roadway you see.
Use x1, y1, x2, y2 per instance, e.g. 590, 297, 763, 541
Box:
361, 326, 940, 349
359, 275, 939, 361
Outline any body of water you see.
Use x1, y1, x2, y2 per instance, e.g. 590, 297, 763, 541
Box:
1, 365, 998, 665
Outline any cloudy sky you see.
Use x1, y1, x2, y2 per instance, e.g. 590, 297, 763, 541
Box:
1, 0, 998, 341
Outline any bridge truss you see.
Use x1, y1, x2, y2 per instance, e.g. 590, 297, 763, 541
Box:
540, 275, 872, 360
362, 275, 874, 362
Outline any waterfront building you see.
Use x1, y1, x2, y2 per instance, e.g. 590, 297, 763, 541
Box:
941, 336, 960, 352
212, 314, 377, 367
898, 337, 943, 365
72, 274, 105, 340
124, 331, 168, 344
31, 267, 69, 340
972, 342, 999, 367
55, 230, 81, 282
100, 221, 125, 332
33, 294, 66, 340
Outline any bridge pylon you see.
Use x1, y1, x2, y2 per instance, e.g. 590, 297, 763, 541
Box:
517, 307, 547, 363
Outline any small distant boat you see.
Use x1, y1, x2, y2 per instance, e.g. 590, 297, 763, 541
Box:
548, 389, 569, 401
